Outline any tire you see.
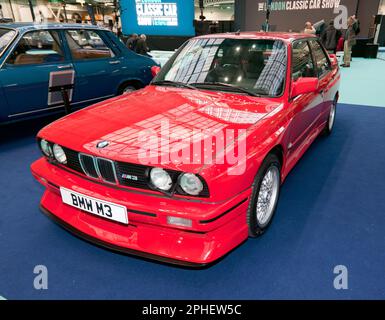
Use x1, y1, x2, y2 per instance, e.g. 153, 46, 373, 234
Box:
323, 97, 337, 136
247, 153, 281, 237
119, 83, 138, 95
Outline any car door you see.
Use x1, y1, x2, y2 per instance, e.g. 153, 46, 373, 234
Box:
63, 29, 121, 104
286, 39, 323, 154
0, 27, 17, 122
1, 29, 73, 119
308, 39, 334, 125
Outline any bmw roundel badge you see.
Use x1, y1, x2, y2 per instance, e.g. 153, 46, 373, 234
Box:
96, 141, 109, 149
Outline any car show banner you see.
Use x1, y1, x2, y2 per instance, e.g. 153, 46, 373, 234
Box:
257, 0, 343, 12
236, 0, 362, 32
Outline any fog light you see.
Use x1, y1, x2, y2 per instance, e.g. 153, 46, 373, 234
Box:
167, 216, 192, 228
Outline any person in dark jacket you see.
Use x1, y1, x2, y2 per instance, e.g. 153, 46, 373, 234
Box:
135, 34, 150, 56
126, 33, 138, 51
352, 15, 360, 35
321, 20, 341, 53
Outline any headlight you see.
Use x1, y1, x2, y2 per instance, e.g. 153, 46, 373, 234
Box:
179, 173, 203, 196
150, 168, 173, 191
52, 144, 67, 164
40, 139, 52, 157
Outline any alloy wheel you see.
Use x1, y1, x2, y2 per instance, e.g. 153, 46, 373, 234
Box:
328, 101, 336, 131
256, 166, 280, 228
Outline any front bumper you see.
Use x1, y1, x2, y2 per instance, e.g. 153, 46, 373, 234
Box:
31, 157, 251, 266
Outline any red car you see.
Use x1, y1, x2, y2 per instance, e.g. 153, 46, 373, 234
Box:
31, 32, 340, 267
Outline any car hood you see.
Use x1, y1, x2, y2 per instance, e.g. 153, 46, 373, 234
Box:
39, 85, 283, 172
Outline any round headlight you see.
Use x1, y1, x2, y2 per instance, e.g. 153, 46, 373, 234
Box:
179, 173, 203, 196
40, 139, 52, 157
150, 168, 173, 191
53, 144, 67, 164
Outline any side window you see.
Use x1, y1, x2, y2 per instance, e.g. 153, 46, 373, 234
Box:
7, 30, 64, 65
309, 40, 331, 77
292, 40, 316, 81
65, 30, 115, 60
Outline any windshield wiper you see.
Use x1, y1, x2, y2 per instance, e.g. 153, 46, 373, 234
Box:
152, 80, 198, 90
190, 82, 261, 97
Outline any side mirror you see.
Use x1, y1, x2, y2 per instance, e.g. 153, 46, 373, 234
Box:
291, 77, 319, 98
329, 54, 338, 69
151, 65, 161, 77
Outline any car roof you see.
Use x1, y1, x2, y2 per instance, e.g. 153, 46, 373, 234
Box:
197, 31, 316, 42
0, 22, 108, 32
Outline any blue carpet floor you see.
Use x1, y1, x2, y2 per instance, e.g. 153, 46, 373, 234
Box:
1, 103, 385, 300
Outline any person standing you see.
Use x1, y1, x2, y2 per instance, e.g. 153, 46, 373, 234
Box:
321, 20, 341, 53
38, 10, 44, 23
341, 16, 357, 68
352, 15, 360, 36
0, 5, 4, 20
303, 22, 316, 35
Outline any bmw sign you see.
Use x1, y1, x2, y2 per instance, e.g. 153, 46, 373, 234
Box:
96, 141, 109, 149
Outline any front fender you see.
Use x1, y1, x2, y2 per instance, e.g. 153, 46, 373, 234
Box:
199, 108, 290, 202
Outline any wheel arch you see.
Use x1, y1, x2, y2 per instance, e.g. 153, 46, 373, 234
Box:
335, 91, 339, 102
266, 144, 284, 168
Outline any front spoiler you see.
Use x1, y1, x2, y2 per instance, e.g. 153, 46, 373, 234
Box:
40, 205, 214, 268
33, 157, 250, 266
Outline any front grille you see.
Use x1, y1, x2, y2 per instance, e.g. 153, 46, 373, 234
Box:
60, 147, 209, 197
96, 158, 117, 184
79, 154, 98, 179
62, 147, 83, 173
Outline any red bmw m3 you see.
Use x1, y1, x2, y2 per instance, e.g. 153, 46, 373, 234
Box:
31, 32, 340, 267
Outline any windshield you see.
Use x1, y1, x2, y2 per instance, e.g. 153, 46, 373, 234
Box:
154, 38, 287, 97
0, 28, 16, 58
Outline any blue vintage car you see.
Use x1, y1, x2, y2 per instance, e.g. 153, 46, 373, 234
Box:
0, 23, 157, 124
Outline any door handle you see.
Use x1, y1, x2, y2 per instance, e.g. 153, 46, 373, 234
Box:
57, 64, 73, 69
109, 60, 121, 65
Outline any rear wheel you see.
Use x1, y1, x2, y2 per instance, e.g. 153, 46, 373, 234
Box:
119, 81, 142, 95
247, 154, 281, 237
323, 97, 337, 136
120, 85, 137, 94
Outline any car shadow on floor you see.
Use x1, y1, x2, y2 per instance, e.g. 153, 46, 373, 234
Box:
262, 110, 352, 245
0, 115, 61, 145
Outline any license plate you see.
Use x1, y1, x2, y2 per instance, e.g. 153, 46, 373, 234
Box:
60, 187, 128, 224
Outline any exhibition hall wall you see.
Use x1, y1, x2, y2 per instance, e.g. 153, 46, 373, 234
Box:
194, 4, 235, 21
379, 0, 385, 14
235, 0, 381, 37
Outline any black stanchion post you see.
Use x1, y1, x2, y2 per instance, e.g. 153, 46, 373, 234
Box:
265, 0, 273, 31
60, 87, 71, 115
28, 0, 35, 22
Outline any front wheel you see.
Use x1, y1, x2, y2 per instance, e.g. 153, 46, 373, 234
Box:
247, 154, 281, 237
